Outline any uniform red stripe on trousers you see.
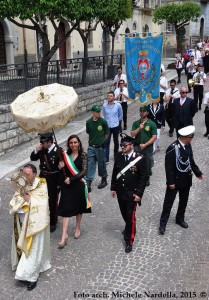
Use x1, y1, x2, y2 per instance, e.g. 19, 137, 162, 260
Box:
130, 203, 137, 246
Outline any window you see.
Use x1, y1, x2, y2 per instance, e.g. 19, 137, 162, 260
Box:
144, 0, 149, 8
88, 30, 93, 46
166, 23, 175, 34
133, 22, 137, 31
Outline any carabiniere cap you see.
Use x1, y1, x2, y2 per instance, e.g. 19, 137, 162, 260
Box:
38, 132, 53, 142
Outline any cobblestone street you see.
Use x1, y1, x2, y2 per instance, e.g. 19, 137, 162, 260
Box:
0, 72, 209, 300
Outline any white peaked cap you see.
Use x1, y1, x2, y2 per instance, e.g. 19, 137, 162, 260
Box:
178, 125, 195, 136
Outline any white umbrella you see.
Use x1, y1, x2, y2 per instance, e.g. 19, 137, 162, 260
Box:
10, 83, 78, 133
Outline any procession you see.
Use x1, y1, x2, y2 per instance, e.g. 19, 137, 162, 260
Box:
1, 0, 209, 298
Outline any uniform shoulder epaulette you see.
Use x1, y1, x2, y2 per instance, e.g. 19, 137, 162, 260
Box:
166, 142, 176, 153
133, 152, 143, 158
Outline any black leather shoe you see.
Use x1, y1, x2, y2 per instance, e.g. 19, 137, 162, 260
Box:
203, 133, 208, 137
122, 230, 125, 235
169, 132, 173, 137
159, 227, 165, 235
125, 244, 132, 253
145, 179, 150, 186
124, 126, 127, 130
27, 281, 37, 291
176, 221, 188, 229
98, 178, 107, 189
50, 225, 56, 233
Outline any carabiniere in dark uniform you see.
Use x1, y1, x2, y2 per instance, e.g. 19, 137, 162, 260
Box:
111, 134, 147, 253
30, 132, 60, 232
159, 125, 203, 234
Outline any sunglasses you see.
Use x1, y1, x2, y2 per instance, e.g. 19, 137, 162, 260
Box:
187, 134, 194, 138
181, 92, 188, 94
120, 143, 131, 148
170, 85, 175, 87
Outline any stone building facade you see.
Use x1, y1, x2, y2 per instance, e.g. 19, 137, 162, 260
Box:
0, 0, 161, 65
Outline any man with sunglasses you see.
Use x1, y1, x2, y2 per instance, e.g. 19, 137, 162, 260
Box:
173, 87, 196, 135
159, 126, 203, 235
30, 132, 60, 232
111, 134, 147, 253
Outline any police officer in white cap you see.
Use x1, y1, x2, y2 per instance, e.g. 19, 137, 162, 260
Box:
159, 125, 203, 235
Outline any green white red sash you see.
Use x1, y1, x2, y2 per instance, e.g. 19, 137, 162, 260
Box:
63, 151, 91, 209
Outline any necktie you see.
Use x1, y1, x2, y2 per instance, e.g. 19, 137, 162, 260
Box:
184, 145, 190, 156
117, 75, 121, 88
125, 154, 129, 162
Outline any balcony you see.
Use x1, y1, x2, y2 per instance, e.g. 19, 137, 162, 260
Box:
140, 1, 154, 14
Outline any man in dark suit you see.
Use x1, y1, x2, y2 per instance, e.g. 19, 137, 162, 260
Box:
174, 87, 196, 135
30, 132, 60, 232
111, 134, 147, 253
159, 126, 203, 235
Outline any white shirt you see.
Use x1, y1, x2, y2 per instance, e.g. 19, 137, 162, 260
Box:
180, 97, 186, 106
191, 50, 201, 61
125, 150, 134, 160
203, 91, 209, 105
114, 87, 129, 103
160, 76, 168, 93
48, 143, 56, 153
176, 57, 184, 69
186, 61, 196, 74
193, 71, 206, 85
178, 139, 187, 150
113, 73, 127, 88
165, 87, 180, 103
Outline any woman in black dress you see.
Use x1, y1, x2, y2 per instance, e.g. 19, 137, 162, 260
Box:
58, 135, 91, 248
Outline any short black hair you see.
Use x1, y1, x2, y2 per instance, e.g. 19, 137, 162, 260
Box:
23, 164, 37, 174
117, 66, 122, 70
108, 91, 115, 96
170, 79, 176, 85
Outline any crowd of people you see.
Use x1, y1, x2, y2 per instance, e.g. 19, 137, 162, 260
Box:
9, 49, 207, 290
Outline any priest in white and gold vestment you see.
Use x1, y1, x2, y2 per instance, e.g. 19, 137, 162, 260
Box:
10, 164, 51, 291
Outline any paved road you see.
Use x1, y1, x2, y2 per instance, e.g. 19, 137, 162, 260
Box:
0, 71, 209, 300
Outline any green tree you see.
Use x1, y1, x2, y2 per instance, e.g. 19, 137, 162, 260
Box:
99, 0, 133, 64
0, 0, 97, 85
153, 2, 200, 52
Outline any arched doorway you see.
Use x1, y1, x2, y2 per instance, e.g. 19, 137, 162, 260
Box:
58, 22, 67, 68
200, 18, 204, 40
0, 22, 6, 65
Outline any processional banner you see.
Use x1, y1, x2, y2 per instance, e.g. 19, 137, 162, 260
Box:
125, 34, 163, 105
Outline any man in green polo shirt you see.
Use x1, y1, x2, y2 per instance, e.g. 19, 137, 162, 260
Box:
86, 104, 110, 192
131, 105, 157, 186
